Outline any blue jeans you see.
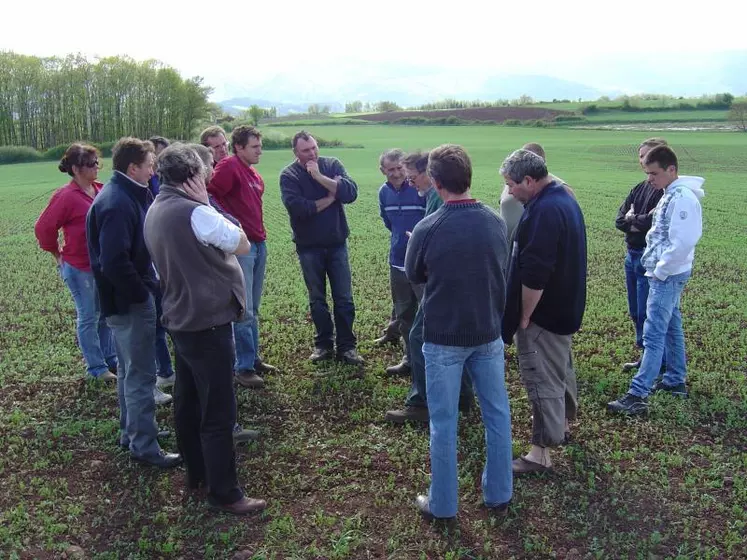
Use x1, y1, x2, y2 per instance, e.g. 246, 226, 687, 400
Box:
106, 296, 161, 460
154, 289, 173, 378
629, 270, 691, 397
296, 243, 356, 352
234, 241, 267, 372
423, 339, 513, 518
405, 304, 474, 408
60, 262, 116, 377
624, 249, 648, 348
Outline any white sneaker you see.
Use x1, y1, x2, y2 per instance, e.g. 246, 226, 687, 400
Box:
156, 373, 175, 388
153, 386, 173, 406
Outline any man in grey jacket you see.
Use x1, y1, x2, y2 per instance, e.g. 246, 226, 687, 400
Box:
144, 144, 266, 516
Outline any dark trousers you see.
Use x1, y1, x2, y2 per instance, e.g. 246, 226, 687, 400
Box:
405, 302, 474, 408
296, 243, 356, 352
170, 324, 243, 505
390, 267, 422, 365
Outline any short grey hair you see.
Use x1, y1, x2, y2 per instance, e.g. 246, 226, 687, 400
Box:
157, 143, 205, 186
499, 149, 548, 183
379, 148, 405, 168
187, 143, 213, 169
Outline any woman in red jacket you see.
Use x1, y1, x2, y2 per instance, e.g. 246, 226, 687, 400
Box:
34, 144, 117, 381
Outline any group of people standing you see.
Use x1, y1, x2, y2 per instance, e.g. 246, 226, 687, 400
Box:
34, 125, 703, 520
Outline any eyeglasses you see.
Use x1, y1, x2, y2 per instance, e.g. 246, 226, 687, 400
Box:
83, 160, 100, 169
405, 171, 422, 181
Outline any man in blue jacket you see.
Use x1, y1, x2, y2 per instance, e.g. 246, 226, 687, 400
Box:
377, 149, 426, 376
87, 137, 181, 469
279, 131, 364, 366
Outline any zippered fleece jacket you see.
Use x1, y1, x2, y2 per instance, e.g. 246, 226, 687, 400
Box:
642, 176, 705, 281
378, 181, 425, 268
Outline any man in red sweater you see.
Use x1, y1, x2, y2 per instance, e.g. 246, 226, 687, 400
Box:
208, 126, 276, 389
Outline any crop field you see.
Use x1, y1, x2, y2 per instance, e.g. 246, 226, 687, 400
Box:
1, 125, 746, 559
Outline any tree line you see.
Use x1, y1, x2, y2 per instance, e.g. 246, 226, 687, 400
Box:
0, 51, 212, 151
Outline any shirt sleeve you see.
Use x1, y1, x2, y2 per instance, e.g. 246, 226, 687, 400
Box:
518, 206, 560, 290
615, 188, 636, 233
280, 170, 317, 220
207, 161, 235, 197
34, 189, 68, 253
653, 195, 702, 280
379, 187, 392, 231
190, 204, 241, 253
330, 159, 358, 204
405, 222, 427, 284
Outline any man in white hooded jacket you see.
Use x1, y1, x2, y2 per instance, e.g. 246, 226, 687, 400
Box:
608, 145, 705, 415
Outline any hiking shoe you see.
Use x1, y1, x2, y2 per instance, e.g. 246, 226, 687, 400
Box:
153, 386, 173, 406
374, 333, 400, 346
385, 361, 411, 377
652, 381, 689, 398
156, 373, 175, 388
337, 349, 365, 366
96, 371, 118, 382
310, 347, 335, 362
233, 424, 260, 443
607, 393, 648, 415
236, 371, 264, 389
254, 361, 278, 375
622, 359, 640, 371
385, 406, 429, 424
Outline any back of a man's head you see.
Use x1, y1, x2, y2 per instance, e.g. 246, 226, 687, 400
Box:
522, 142, 546, 160
427, 144, 472, 194
643, 145, 678, 170
112, 137, 154, 173
157, 143, 205, 186
639, 137, 668, 150
499, 149, 549, 184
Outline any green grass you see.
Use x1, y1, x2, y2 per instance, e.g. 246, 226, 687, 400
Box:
1, 125, 746, 559
580, 110, 729, 124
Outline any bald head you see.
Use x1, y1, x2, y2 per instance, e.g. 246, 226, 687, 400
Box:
522, 142, 546, 161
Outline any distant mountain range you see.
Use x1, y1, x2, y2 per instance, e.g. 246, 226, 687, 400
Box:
215, 50, 746, 116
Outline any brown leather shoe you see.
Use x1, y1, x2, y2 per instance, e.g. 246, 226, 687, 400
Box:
209, 496, 267, 516
236, 371, 264, 389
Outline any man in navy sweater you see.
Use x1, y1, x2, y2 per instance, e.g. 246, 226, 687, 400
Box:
501, 149, 587, 475
406, 144, 512, 520
377, 149, 425, 376
87, 137, 181, 468
279, 131, 364, 366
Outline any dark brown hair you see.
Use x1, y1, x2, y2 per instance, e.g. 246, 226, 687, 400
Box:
111, 137, 155, 173
643, 145, 678, 171
231, 125, 262, 152
58, 143, 100, 177
427, 144, 472, 194
639, 137, 668, 150
292, 130, 314, 150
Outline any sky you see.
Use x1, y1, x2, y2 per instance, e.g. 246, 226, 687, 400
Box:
3, 0, 746, 101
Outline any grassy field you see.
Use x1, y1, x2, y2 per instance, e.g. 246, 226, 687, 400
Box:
1, 126, 746, 559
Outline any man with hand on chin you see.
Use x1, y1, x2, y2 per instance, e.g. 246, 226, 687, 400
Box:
145, 144, 266, 516
280, 131, 363, 366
